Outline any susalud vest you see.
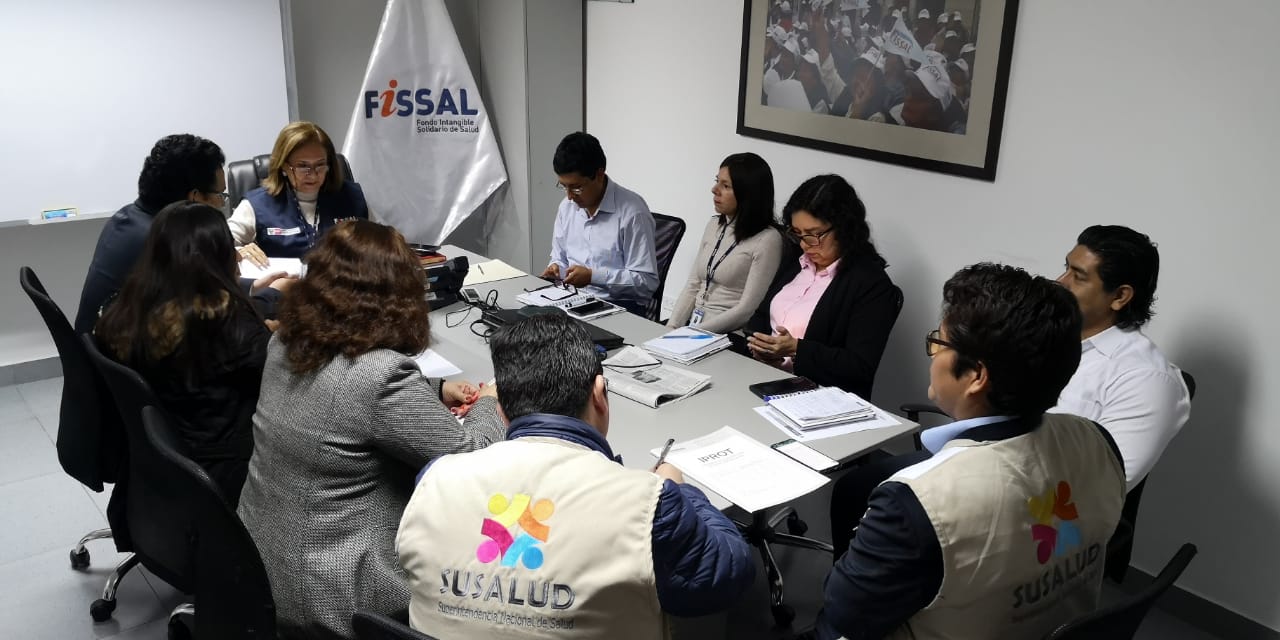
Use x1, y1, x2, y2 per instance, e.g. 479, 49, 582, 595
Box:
244, 182, 368, 258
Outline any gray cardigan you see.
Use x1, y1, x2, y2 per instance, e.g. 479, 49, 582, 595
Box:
237, 338, 505, 640
668, 217, 785, 333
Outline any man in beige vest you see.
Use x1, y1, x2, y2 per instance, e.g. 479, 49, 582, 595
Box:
812, 263, 1126, 639
396, 313, 754, 639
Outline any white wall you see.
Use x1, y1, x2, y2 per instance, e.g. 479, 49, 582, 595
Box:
587, 0, 1280, 631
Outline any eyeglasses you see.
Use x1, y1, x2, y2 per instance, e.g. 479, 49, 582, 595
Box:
288, 162, 330, 177
555, 182, 586, 196
523, 279, 578, 300
202, 191, 229, 204
925, 328, 957, 357
786, 227, 834, 247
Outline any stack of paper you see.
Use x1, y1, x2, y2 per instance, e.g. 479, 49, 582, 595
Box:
239, 257, 303, 279
642, 327, 731, 364
650, 426, 830, 513
766, 387, 877, 431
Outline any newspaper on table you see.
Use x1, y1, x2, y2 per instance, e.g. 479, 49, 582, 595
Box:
602, 346, 712, 408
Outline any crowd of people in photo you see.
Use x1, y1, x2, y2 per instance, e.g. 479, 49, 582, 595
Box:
762, 0, 978, 134
72, 125, 1190, 639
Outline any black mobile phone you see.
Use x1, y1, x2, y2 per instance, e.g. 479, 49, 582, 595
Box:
771, 439, 839, 472
748, 376, 819, 400
566, 299, 612, 317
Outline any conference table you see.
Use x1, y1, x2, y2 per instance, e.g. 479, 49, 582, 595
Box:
426, 246, 922, 512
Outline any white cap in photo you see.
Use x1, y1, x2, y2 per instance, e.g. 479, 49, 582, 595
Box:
784, 37, 802, 58
945, 30, 958, 39
859, 47, 885, 69
960, 42, 976, 55
768, 25, 790, 47
780, 1, 792, 12
918, 8, 930, 20
802, 49, 820, 65
915, 62, 953, 110
842, 26, 854, 38
952, 11, 962, 22
953, 58, 970, 77
938, 13, 949, 23
892, 9, 902, 19
924, 50, 947, 66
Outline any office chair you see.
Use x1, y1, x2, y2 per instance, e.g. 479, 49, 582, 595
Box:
1043, 543, 1198, 640
18, 267, 140, 619
646, 212, 687, 322
352, 609, 442, 640
141, 406, 276, 640
226, 152, 356, 210
736, 283, 905, 627
902, 371, 1197, 585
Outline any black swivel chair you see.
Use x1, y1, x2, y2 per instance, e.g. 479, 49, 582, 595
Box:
902, 371, 1197, 585
645, 212, 687, 322
738, 283, 905, 627
352, 610, 441, 640
141, 406, 276, 639
1043, 543, 1198, 640
18, 267, 140, 620
226, 152, 356, 210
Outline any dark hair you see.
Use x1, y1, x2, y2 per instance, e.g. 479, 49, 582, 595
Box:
136, 134, 225, 212
782, 174, 886, 268
1076, 225, 1160, 329
941, 263, 1082, 418
95, 202, 259, 378
489, 313, 604, 421
552, 132, 607, 177
276, 220, 432, 374
720, 152, 776, 242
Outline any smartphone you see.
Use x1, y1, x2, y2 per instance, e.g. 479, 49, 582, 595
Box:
771, 439, 839, 472
566, 299, 613, 318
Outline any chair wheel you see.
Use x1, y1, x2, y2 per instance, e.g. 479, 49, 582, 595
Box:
167, 617, 193, 640
90, 598, 116, 622
771, 603, 796, 627
70, 548, 90, 570
786, 512, 809, 536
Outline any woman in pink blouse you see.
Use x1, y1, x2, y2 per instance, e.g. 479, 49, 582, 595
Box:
745, 174, 902, 398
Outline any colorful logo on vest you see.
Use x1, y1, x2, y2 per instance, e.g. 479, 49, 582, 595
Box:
1027, 480, 1081, 565
477, 493, 554, 569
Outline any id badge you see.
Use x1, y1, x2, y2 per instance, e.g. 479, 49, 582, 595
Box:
690, 309, 705, 327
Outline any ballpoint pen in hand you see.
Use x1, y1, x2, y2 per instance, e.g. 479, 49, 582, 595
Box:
653, 438, 676, 471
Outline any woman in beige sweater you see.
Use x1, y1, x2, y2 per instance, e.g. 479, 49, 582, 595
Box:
668, 153, 785, 333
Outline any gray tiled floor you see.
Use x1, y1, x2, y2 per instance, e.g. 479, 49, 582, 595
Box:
0, 376, 1226, 639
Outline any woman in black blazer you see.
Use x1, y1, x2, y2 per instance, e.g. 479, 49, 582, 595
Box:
746, 174, 901, 398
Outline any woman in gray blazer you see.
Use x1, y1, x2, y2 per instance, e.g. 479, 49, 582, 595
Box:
668, 153, 785, 334
237, 220, 505, 640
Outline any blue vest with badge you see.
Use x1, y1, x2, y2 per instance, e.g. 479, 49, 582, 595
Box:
245, 181, 369, 258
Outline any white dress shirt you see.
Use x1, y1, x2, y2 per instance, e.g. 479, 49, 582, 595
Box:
1048, 326, 1190, 492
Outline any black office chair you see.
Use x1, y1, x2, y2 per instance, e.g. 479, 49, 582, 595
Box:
226, 152, 356, 210
18, 267, 141, 619
1043, 543, 1198, 640
902, 370, 1197, 585
736, 283, 905, 627
646, 212, 687, 322
141, 406, 276, 639
352, 609, 441, 640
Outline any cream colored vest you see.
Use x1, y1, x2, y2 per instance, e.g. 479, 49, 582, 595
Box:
885, 414, 1125, 640
397, 437, 668, 640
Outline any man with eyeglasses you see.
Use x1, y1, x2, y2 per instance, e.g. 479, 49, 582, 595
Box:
808, 263, 1125, 640
539, 132, 658, 315
75, 134, 292, 333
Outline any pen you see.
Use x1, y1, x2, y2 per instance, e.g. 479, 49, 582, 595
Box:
478, 264, 485, 274
653, 438, 676, 471
661, 334, 713, 340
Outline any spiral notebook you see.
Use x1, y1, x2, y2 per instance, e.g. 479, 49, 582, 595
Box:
765, 387, 877, 431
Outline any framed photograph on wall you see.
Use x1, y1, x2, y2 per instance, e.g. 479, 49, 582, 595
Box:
737, 0, 1020, 181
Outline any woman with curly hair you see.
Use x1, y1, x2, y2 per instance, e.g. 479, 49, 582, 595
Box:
236, 220, 503, 640
745, 174, 901, 398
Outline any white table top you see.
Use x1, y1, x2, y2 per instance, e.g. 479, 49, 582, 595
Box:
428, 246, 921, 509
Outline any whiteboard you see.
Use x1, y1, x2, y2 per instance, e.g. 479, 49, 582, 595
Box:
0, 0, 291, 225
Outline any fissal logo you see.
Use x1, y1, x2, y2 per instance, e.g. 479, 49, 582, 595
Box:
363, 79, 480, 119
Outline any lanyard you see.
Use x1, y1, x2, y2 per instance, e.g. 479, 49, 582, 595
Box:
702, 222, 740, 297
291, 190, 319, 249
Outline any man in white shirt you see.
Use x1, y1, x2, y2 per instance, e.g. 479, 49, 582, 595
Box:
1051, 225, 1191, 492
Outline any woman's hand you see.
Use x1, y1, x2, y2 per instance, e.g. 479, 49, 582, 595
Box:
250, 271, 294, 295
442, 380, 478, 408
747, 326, 798, 362
238, 242, 270, 268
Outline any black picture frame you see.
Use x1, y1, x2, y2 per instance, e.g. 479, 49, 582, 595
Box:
736, 0, 1021, 181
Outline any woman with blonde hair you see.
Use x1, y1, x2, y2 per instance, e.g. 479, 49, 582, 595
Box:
228, 121, 369, 264
237, 219, 502, 640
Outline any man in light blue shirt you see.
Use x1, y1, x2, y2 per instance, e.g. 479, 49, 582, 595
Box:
540, 132, 658, 314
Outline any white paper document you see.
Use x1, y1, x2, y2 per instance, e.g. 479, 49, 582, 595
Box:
412, 349, 463, 378
603, 347, 712, 408
652, 426, 830, 513
239, 257, 303, 279
755, 405, 903, 442
462, 259, 526, 285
